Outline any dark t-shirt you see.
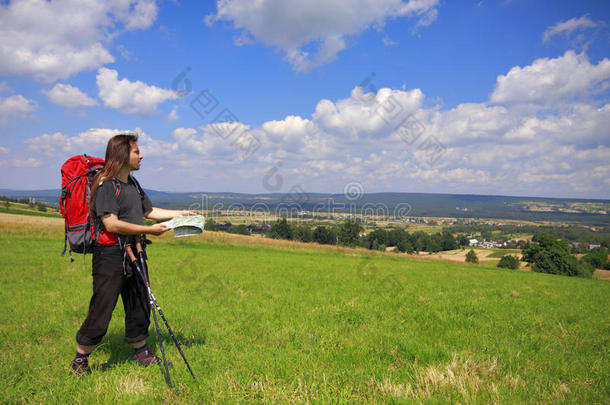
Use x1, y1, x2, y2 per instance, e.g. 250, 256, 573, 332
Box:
95, 176, 153, 234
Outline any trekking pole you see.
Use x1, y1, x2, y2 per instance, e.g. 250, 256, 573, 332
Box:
134, 239, 196, 379
125, 243, 172, 387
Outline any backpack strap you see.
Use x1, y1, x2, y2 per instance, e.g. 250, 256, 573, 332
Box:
92, 177, 143, 247
128, 174, 145, 199
92, 179, 121, 247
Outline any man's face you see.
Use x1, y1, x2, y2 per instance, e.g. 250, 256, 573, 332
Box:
128, 140, 143, 171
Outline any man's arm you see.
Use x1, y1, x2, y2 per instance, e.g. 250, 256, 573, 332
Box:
101, 213, 168, 236
144, 207, 196, 221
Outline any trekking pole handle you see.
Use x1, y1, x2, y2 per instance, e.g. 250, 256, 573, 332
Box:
135, 239, 144, 255
124, 243, 137, 263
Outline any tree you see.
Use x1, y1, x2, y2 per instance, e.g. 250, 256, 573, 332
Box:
480, 229, 492, 240
582, 247, 609, 270
338, 219, 362, 247
530, 248, 593, 277
465, 249, 479, 264
395, 238, 414, 253
364, 229, 389, 249
387, 228, 408, 247
313, 226, 337, 245
522, 233, 593, 278
3, 200, 9, 211
427, 234, 442, 253
441, 231, 458, 251
411, 231, 429, 252
457, 234, 469, 247
293, 225, 313, 242
497, 255, 519, 269
267, 217, 293, 240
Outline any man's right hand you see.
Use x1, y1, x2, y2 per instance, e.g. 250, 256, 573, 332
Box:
148, 223, 169, 236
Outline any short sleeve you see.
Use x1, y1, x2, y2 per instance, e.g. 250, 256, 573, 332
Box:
95, 182, 119, 218
141, 192, 153, 215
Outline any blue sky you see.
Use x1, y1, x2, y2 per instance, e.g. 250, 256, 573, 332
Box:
1, 0, 609, 199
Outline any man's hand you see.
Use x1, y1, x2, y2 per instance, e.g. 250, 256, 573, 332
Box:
148, 224, 169, 236
179, 210, 197, 216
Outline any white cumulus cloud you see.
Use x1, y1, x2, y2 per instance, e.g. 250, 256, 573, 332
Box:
313, 86, 425, 139
43, 84, 98, 108
0, 94, 37, 125
97, 68, 179, 115
490, 51, 610, 105
206, 0, 439, 72
170, 123, 266, 164
24, 127, 181, 163
25, 128, 119, 156
0, 0, 158, 82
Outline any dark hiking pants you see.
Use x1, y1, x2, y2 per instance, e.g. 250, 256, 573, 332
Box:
76, 244, 150, 346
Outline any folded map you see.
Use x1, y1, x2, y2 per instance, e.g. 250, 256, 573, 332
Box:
160, 215, 205, 237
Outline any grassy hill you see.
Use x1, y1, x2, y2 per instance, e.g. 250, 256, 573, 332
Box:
0, 214, 608, 403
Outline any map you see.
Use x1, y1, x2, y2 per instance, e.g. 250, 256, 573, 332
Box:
160, 215, 205, 237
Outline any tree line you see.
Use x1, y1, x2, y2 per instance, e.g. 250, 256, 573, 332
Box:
444, 223, 610, 250
1, 196, 50, 212
206, 218, 609, 278
264, 218, 465, 253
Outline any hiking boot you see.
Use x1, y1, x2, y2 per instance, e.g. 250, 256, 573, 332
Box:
133, 346, 161, 366
70, 356, 90, 377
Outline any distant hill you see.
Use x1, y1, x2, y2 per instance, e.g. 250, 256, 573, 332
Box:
1, 188, 608, 225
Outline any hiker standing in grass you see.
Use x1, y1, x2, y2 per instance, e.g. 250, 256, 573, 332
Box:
70, 133, 193, 376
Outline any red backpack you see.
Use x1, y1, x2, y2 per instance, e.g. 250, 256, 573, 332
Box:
60, 155, 118, 261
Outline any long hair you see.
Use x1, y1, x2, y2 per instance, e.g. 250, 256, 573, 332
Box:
89, 133, 138, 217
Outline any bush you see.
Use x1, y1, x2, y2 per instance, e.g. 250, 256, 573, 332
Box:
227, 224, 250, 235
497, 255, 519, 269
371, 240, 386, 251
522, 233, 592, 278
204, 218, 218, 231
465, 249, 479, 264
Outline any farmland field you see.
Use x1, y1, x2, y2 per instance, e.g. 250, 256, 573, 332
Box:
0, 214, 608, 403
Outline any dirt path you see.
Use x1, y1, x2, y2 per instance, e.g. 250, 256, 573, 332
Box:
432, 249, 499, 262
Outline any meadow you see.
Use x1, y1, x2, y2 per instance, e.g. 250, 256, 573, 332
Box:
0, 214, 608, 404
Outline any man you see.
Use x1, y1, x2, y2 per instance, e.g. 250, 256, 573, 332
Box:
70, 133, 193, 376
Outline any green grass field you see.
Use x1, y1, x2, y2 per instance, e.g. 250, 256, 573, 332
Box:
1, 218, 609, 403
